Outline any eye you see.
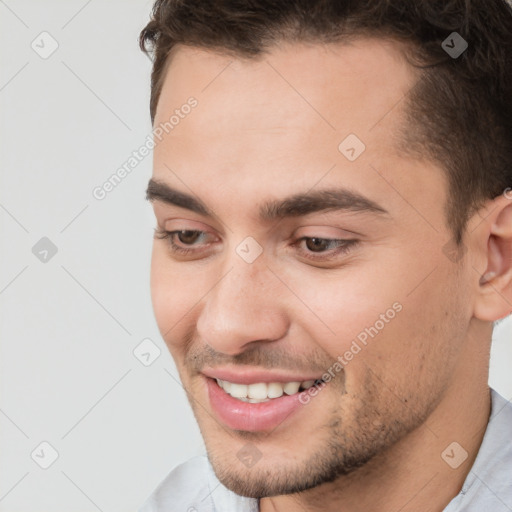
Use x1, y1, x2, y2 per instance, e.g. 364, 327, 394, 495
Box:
303, 237, 342, 252
174, 230, 203, 245
154, 228, 217, 256
295, 236, 358, 261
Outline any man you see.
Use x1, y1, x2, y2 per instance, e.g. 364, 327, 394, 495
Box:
139, 1, 512, 511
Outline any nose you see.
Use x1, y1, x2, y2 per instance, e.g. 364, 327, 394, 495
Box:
195, 256, 289, 356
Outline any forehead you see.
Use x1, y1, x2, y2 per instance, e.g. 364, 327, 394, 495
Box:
154, 37, 416, 134
152, 39, 445, 227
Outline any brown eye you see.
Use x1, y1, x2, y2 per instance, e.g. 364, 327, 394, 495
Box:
154, 227, 219, 259
177, 230, 202, 244
295, 236, 359, 263
305, 238, 332, 252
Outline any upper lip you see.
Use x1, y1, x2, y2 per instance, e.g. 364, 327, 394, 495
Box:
201, 366, 323, 384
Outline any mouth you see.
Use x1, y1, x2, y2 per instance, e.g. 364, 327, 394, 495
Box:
203, 372, 325, 432
215, 378, 319, 402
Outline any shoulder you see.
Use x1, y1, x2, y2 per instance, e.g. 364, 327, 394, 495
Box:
446, 388, 512, 512
138, 456, 259, 512
138, 456, 214, 512
479, 389, 512, 490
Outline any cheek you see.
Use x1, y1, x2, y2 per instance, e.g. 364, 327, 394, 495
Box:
348, 266, 467, 398
285, 252, 465, 376
285, 266, 403, 360
150, 245, 206, 346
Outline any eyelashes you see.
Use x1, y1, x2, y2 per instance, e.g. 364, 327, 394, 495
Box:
154, 228, 359, 263
154, 228, 212, 256
293, 237, 358, 261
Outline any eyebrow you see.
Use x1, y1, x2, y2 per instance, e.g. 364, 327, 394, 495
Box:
146, 178, 389, 221
146, 179, 212, 216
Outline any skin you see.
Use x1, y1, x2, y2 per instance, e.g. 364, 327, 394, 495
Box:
148, 38, 512, 512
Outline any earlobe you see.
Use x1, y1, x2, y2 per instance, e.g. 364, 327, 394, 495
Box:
473, 196, 512, 322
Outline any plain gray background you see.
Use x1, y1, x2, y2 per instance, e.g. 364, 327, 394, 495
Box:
1, 1, 511, 511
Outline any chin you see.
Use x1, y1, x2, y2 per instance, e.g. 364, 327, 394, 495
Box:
204, 431, 375, 499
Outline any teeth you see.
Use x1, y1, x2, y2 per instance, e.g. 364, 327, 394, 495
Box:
216, 378, 318, 401
248, 383, 268, 399
229, 383, 248, 398
267, 382, 284, 398
216, 379, 231, 393
283, 381, 301, 395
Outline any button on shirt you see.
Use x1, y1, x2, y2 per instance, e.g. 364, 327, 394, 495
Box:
139, 387, 512, 512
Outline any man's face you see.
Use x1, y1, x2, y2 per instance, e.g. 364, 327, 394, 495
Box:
149, 39, 474, 497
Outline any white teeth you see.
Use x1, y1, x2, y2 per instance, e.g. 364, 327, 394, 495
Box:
247, 382, 268, 399
301, 380, 315, 390
267, 382, 284, 398
215, 378, 318, 401
283, 381, 301, 395
216, 379, 231, 393
238, 397, 270, 403
229, 383, 248, 398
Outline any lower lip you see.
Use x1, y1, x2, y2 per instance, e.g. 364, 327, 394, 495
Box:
206, 378, 307, 432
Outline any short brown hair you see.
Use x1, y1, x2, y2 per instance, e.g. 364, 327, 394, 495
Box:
140, 0, 512, 245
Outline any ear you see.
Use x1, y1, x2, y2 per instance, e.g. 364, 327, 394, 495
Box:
472, 191, 512, 322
